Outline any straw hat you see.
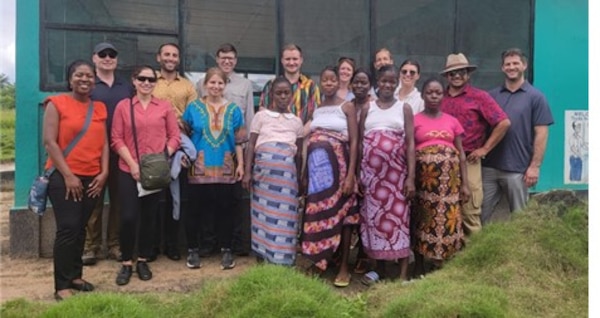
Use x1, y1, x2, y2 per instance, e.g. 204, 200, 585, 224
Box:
440, 53, 477, 74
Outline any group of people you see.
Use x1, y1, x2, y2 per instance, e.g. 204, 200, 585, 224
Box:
43, 41, 553, 301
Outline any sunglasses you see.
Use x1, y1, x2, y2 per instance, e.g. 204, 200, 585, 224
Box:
401, 69, 417, 76
136, 76, 157, 83
97, 50, 118, 59
447, 69, 468, 77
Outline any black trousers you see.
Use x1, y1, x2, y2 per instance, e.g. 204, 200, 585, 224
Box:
118, 170, 163, 262
231, 182, 251, 254
48, 171, 99, 291
186, 183, 235, 251
154, 168, 188, 253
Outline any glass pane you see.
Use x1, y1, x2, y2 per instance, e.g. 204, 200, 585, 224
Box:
375, 0, 455, 88
183, 0, 277, 73
456, 0, 532, 89
282, 0, 370, 76
43, 30, 176, 90
44, 0, 178, 32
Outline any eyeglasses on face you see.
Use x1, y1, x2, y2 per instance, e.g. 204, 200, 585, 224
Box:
97, 50, 118, 59
401, 69, 417, 76
447, 69, 468, 77
136, 76, 157, 83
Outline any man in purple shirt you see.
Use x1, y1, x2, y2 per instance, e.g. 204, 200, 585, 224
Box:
482, 48, 553, 224
440, 53, 511, 235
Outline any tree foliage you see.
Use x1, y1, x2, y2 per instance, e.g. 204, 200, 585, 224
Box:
0, 73, 15, 110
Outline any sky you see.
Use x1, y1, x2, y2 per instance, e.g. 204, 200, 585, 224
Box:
0, 0, 16, 83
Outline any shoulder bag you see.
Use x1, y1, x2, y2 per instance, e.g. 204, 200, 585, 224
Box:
28, 100, 94, 216
130, 98, 171, 190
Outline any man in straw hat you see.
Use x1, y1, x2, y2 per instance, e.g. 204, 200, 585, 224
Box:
481, 48, 553, 224
440, 53, 511, 235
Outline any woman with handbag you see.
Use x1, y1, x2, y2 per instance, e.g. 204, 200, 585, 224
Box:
111, 65, 181, 286
182, 67, 246, 270
44, 60, 109, 301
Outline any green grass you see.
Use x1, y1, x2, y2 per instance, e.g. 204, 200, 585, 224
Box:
0, 201, 588, 318
0, 108, 15, 161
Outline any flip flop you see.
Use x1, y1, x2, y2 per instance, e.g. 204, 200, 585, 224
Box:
333, 273, 351, 288
361, 270, 380, 286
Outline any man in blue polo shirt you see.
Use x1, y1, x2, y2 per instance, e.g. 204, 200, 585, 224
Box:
82, 42, 134, 265
481, 48, 554, 224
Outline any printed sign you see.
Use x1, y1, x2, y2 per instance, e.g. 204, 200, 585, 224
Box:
564, 110, 588, 184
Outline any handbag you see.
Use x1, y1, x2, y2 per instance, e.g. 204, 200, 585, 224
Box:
28, 101, 94, 216
130, 99, 171, 190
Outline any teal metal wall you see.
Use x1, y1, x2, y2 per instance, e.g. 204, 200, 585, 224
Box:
11, 0, 589, 208
533, 0, 588, 191
14, 0, 50, 209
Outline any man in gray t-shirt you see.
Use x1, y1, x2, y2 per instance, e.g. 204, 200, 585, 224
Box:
482, 48, 554, 223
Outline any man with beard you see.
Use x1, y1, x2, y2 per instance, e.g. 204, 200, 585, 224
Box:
82, 42, 134, 266
151, 42, 198, 261
481, 48, 553, 224
259, 43, 320, 129
440, 53, 510, 236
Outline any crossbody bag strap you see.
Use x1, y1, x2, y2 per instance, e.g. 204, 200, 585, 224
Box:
45, 100, 95, 177
130, 98, 141, 164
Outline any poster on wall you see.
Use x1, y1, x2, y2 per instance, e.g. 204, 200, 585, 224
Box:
564, 110, 588, 184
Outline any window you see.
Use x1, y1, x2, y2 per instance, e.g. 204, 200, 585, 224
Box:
40, 0, 533, 92
282, 0, 370, 76
41, 0, 178, 91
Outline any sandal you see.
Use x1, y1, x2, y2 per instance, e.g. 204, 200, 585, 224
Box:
354, 258, 370, 274
333, 273, 351, 288
361, 271, 380, 286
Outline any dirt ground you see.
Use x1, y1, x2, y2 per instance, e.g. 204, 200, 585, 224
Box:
0, 190, 369, 304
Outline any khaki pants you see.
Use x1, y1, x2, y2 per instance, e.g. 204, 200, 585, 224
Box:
84, 157, 120, 254
462, 160, 483, 235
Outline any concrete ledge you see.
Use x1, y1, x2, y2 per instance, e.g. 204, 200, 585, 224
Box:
9, 207, 41, 258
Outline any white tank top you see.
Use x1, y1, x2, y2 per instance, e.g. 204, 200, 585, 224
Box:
364, 100, 405, 133
310, 103, 348, 135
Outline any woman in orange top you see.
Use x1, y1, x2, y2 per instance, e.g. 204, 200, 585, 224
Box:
44, 60, 109, 301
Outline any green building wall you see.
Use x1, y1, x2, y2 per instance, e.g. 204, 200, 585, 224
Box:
12, 0, 588, 209
533, 0, 588, 191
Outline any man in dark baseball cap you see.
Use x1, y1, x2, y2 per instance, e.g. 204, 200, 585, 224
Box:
93, 42, 118, 54
83, 41, 133, 266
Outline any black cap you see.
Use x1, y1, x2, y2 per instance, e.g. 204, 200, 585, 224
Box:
93, 42, 117, 54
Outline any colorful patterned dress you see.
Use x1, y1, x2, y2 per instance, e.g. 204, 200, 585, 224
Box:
412, 112, 465, 261
302, 104, 359, 270
249, 110, 304, 265
360, 100, 411, 260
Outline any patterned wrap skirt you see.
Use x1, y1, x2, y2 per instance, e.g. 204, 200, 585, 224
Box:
301, 128, 359, 270
250, 142, 299, 265
413, 144, 464, 261
360, 128, 411, 260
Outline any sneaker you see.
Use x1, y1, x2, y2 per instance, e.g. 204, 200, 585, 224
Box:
220, 248, 236, 270
136, 261, 152, 281
82, 250, 97, 266
116, 265, 133, 286
186, 249, 201, 269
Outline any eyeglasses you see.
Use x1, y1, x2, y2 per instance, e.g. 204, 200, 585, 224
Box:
136, 76, 157, 83
97, 50, 117, 59
447, 69, 468, 77
401, 69, 417, 76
